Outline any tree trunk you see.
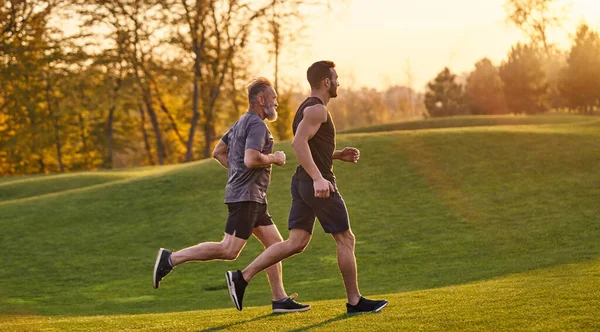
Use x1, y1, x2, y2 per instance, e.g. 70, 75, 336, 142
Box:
230, 64, 241, 115
29, 107, 45, 174
183, 1, 206, 162
202, 61, 231, 158
38, 157, 45, 174
146, 73, 186, 146
128, 17, 166, 165
78, 113, 90, 167
106, 76, 122, 169
203, 119, 213, 159
145, 102, 165, 165
139, 102, 155, 165
52, 114, 65, 173
273, 19, 279, 91
203, 84, 225, 158
186, 55, 202, 162
274, 43, 279, 91
45, 72, 65, 173
141, 88, 166, 165
106, 104, 116, 168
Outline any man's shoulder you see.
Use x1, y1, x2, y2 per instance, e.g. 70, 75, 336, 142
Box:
238, 111, 261, 123
303, 104, 328, 123
244, 114, 267, 130
231, 112, 258, 129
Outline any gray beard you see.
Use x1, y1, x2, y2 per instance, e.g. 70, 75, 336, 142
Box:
264, 106, 278, 122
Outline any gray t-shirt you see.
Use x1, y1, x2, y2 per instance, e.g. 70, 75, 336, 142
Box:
222, 111, 274, 204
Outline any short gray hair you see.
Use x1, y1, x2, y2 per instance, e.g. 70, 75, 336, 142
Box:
246, 77, 273, 104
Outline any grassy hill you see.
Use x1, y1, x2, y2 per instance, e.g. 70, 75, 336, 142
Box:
0, 164, 188, 202
1, 115, 599, 330
341, 114, 596, 134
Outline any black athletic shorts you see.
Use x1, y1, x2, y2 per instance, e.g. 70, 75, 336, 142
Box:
288, 176, 350, 234
225, 201, 274, 240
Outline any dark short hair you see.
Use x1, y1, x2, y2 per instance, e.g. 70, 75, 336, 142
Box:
247, 77, 273, 104
307, 61, 336, 89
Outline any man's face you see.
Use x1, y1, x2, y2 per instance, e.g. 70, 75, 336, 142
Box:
260, 87, 278, 122
326, 69, 340, 98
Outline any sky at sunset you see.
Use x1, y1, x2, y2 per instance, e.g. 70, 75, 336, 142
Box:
255, 0, 600, 92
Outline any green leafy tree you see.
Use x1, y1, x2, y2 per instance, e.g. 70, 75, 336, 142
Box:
560, 23, 600, 113
466, 58, 508, 115
424, 67, 467, 117
499, 43, 549, 114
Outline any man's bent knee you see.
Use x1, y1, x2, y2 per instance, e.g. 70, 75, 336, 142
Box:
334, 230, 355, 250
264, 237, 283, 248
221, 245, 242, 260
290, 241, 308, 255
220, 235, 245, 260
288, 231, 311, 254
263, 232, 284, 247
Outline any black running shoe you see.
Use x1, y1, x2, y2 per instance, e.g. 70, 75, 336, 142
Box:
153, 248, 173, 289
226, 270, 247, 311
272, 293, 311, 313
346, 296, 388, 314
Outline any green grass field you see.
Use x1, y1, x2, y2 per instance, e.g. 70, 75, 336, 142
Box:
1, 115, 599, 331
341, 114, 596, 134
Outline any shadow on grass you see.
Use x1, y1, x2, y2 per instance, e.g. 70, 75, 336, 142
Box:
288, 313, 355, 332
198, 313, 274, 331
198, 312, 355, 331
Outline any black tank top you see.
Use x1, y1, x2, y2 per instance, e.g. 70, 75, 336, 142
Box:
292, 97, 336, 181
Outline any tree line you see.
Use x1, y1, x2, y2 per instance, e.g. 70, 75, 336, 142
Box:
6, 1, 591, 176
0, 0, 424, 176
425, 0, 600, 117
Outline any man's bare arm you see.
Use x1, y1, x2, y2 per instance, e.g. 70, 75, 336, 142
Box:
212, 139, 228, 168
244, 149, 286, 168
333, 147, 360, 163
291, 105, 326, 180
292, 104, 335, 198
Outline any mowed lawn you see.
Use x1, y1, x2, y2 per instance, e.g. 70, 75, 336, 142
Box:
0, 163, 188, 202
2, 259, 598, 331
0, 115, 599, 330
340, 114, 594, 134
